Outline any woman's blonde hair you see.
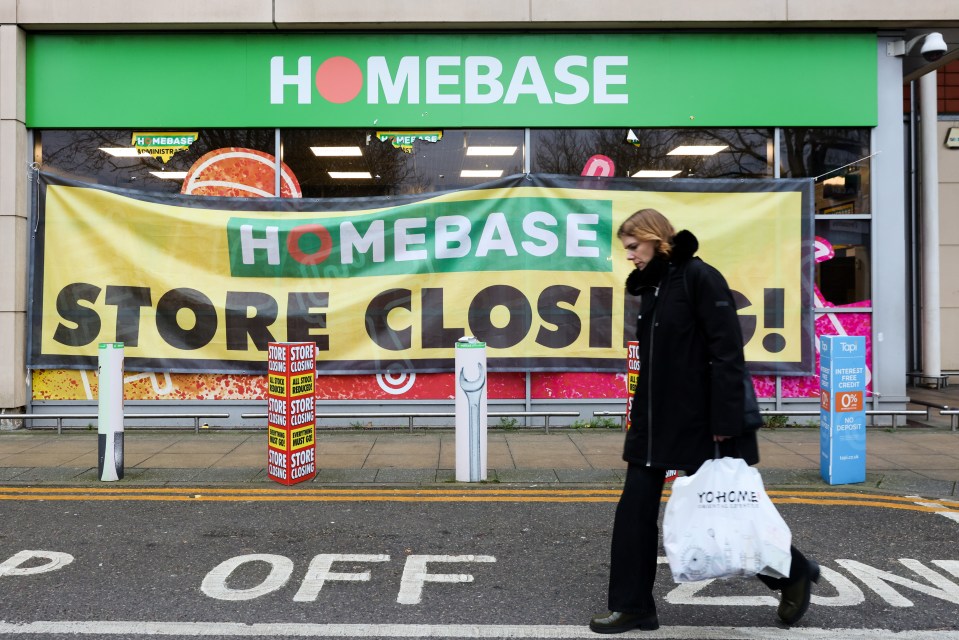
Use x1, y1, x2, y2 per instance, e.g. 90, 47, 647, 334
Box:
617, 208, 676, 258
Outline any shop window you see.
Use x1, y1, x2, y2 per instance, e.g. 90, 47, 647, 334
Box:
280, 129, 524, 198
780, 128, 871, 215
37, 129, 279, 194
529, 128, 773, 178
815, 219, 871, 306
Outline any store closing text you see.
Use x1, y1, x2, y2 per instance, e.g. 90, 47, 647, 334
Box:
49, 283, 620, 353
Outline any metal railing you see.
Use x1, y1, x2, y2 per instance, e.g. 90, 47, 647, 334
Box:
240, 411, 582, 434
9, 405, 954, 435
594, 408, 934, 431
242, 411, 452, 434
906, 372, 951, 389
2, 413, 230, 435
941, 410, 959, 432
2, 410, 580, 435
909, 398, 958, 432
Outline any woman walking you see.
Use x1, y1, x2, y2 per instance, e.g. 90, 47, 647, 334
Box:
590, 208, 818, 634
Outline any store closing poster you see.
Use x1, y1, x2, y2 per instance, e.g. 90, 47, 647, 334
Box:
29, 172, 823, 402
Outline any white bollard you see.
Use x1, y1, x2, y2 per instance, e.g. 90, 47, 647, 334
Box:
97, 342, 124, 481
455, 337, 487, 482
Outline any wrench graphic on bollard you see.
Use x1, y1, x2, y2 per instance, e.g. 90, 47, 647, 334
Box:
459, 362, 486, 482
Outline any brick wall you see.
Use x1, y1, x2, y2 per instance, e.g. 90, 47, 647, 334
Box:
904, 60, 959, 114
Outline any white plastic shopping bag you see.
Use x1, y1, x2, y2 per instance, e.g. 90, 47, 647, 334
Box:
663, 457, 792, 582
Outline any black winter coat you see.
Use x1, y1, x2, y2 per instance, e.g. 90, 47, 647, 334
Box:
624, 230, 759, 471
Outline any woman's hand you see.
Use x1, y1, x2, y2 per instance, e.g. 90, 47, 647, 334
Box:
712, 435, 731, 442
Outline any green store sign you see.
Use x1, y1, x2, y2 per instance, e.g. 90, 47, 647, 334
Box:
26, 33, 877, 128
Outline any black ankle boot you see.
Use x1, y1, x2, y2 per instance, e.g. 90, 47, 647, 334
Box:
778, 559, 821, 625
589, 610, 659, 634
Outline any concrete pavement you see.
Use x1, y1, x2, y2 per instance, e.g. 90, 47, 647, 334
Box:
1, 425, 958, 496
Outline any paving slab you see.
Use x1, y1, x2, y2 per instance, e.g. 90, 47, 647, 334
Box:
434, 469, 457, 483
757, 469, 830, 487
9, 467, 93, 483
0, 437, 47, 454
73, 468, 148, 483
135, 453, 225, 469
495, 469, 559, 483
0, 466, 31, 481
137, 468, 203, 483
210, 456, 266, 468
191, 468, 262, 483
314, 468, 378, 484
373, 468, 438, 484
2, 424, 958, 490
554, 468, 622, 483
364, 454, 438, 469
875, 473, 957, 497
317, 453, 371, 468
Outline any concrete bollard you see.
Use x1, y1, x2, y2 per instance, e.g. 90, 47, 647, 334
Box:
455, 337, 487, 482
97, 342, 124, 481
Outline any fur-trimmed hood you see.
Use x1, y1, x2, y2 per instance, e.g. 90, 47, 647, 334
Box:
669, 229, 699, 264
625, 229, 699, 294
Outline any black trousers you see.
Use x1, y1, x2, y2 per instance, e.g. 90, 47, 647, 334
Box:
606, 464, 810, 613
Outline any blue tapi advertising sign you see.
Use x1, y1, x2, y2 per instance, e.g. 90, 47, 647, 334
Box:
819, 336, 867, 485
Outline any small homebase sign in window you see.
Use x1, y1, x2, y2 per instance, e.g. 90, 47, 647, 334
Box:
267, 342, 317, 486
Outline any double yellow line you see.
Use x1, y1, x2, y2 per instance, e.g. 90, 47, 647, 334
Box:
0, 487, 620, 503
0, 486, 957, 512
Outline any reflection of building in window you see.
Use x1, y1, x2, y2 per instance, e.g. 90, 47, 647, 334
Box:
780, 128, 871, 215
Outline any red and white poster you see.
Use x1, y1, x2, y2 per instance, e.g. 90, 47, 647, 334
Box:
267, 342, 316, 485
626, 340, 676, 482
625, 341, 640, 432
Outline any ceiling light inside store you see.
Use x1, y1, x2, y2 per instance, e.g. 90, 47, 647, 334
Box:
631, 170, 682, 178
99, 147, 150, 157
149, 171, 187, 180
667, 145, 727, 156
466, 146, 517, 156
329, 171, 372, 179
461, 170, 504, 178
311, 146, 363, 157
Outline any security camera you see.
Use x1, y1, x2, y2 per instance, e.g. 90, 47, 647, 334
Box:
919, 32, 947, 62
890, 32, 950, 61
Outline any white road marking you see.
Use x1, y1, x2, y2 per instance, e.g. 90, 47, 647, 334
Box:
913, 502, 959, 524
293, 554, 390, 602
201, 554, 294, 601
397, 554, 496, 605
0, 622, 958, 638
663, 566, 865, 608
0, 550, 74, 576
835, 559, 959, 606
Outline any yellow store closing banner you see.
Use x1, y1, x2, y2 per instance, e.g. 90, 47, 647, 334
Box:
30, 173, 814, 375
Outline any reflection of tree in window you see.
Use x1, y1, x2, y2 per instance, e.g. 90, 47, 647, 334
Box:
779, 128, 869, 178
39, 129, 276, 193
280, 129, 420, 198
693, 129, 772, 178
531, 130, 593, 174
780, 128, 870, 214
531, 129, 771, 178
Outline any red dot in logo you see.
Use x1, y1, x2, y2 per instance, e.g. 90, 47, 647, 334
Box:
315, 57, 363, 104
